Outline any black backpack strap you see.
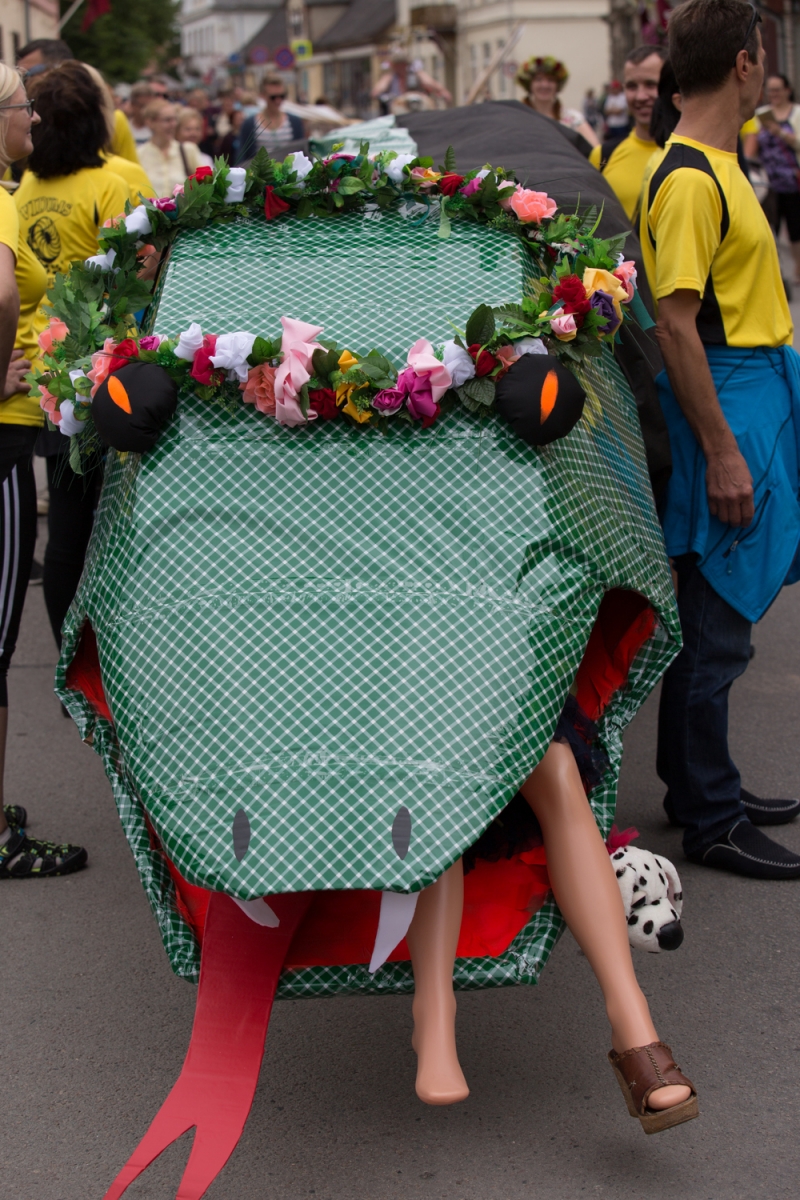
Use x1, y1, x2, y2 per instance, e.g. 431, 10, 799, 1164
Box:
646, 142, 730, 344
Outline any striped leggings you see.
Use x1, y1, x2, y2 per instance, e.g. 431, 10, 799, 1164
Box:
0, 426, 39, 707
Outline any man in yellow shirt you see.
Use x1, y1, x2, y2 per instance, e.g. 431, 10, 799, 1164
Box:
642, 0, 800, 879
590, 46, 666, 219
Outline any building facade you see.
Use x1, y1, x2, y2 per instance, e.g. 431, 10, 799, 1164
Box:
0, 0, 58, 64
180, 0, 280, 76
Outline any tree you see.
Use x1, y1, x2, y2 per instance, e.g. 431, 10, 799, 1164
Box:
606, 0, 639, 80
60, 0, 181, 83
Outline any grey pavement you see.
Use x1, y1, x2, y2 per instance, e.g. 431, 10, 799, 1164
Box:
5, 396, 800, 1198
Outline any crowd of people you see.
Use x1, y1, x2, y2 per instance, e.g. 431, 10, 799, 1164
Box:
1, 1, 800, 899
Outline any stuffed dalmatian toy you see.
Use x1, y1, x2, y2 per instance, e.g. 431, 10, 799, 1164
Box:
607, 827, 684, 952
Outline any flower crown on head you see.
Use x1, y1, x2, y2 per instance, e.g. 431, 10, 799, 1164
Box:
516, 56, 569, 91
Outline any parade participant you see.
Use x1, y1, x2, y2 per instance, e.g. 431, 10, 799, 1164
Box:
0, 63, 87, 878
591, 47, 667, 219
754, 75, 800, 286
176, 107, 214, 169
15, 63, 129, 291
235, 77, 304, 164
137, 100, 204, 197
517, 56, 599, 147
642, 0, 800, 877
128, 81, 154, 148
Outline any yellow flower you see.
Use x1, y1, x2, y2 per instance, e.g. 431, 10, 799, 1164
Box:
342, 396, 372, 423
335, 348, 367, 409
582, 267, 628, 325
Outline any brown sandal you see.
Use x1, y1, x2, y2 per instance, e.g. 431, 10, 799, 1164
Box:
608, 1041, 698, 1134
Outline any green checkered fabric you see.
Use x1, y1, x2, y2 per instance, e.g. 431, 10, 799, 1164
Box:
56, 210, 680, 991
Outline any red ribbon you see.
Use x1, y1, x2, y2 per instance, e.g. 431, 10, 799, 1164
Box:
264, 186, 290, 220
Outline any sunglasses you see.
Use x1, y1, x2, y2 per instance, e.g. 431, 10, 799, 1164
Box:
267, 92, 286, 101
736, 4, 762, 65
0, 99, 35, 116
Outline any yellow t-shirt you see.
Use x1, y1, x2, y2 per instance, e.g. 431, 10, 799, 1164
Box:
589, 132, 657, 221
640, 134, 792, 348
0, 187, 48, 426
111, 109, 140, 164
102, 152, 156, 203
14, 166, 130, 303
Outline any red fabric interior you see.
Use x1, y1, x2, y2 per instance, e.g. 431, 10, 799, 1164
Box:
71, 587, 658, 965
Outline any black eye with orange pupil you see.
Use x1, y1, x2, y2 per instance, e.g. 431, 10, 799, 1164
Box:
494, 354, 586, 447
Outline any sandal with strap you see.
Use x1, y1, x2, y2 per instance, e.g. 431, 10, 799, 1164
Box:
0, 832, 87, 879
608, 1041, 698, 1134
3, 804, 28, 829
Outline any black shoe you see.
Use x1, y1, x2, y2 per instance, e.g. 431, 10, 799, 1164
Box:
687, 819, 800, 879
3, 804, 27, 829
665, 790, 800, 827
739, 788, 800, 826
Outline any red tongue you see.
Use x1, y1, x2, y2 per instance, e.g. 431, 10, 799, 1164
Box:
103, 891, 312, 1200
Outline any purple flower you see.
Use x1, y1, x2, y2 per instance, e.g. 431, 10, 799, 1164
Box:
397, 366, 437, 422
460, 177, 482, 197
589, 290, 621, 334
139, 335, 162, 351
372, 386, 406, 413
153, 197, 177, 212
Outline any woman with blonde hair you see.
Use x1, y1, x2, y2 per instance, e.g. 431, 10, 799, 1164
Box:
0, 62, 87, 878
137, 99, 204, 198
81, 62, 155, 202
175, 106, 213, 169
517, 56, 599, 148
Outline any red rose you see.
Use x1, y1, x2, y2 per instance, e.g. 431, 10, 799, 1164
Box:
308, 387, 339, 420
439, 173, 465, 197
190, 334, 219, 386
468, 343, 500, 377
190, 165, 213, 183
552, 274, 591, 316
106, 337, 140, 374
420, 402, 440, 429
264, 186, 290, 220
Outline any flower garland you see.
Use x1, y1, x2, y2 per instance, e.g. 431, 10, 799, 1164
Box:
28, 146, 643, 455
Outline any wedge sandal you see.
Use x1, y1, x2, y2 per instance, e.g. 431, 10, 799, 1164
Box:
608, 1041, 698, 1134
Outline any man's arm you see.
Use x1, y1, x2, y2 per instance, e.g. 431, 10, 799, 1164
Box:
0, 243, 20, 399
656, 288, 754, 527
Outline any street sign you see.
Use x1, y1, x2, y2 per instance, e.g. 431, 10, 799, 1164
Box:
274, 46, 295, 69
290, 38, 313, 61
250, 46, 269, 65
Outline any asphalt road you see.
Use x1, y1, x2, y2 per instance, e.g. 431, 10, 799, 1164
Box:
5, 354, 800, 1199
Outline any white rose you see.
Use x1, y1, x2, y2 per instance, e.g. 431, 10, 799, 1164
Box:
124, 205, 152, 238
85, 247, 117, 272
288, 151, 313, 180
58, 399, 84, 438
224, 167, 247, 204
211, 331, 257, 382
514, 337, 548, 356
385, 153, 416, 183
442, 340, 476, 388
174, 322, 205, 361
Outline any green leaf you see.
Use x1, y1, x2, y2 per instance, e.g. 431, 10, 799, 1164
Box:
462, 376, 495, 407
312, 346, 340, 379
247, 336, 282, 366
69, 436, 83, 475
338, 176, 366, 195
465, 304, 495, 347
444, 144, 456, 174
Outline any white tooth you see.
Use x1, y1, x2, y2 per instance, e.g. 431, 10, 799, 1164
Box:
369, 890, 418, 974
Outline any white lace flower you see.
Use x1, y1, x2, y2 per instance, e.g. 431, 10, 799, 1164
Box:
124, 205, 152, 238
174, 322, 205, 361
85, 247, 117, 272
224, 167, 247, 203
288, 151, 313, 180
58, 399, 84, 437
442, 340, 476, 388
211, 331, 257, 382
385, 153, 416, 183
514, 337, 548, 356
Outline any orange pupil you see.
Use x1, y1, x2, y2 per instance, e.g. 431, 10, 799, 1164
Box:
540, 369, 559, 423
108, 373, 132, 414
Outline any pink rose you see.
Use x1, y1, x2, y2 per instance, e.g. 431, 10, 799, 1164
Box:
614, 259, 638, 284
508, 188, 557, 224
550, 310, 578, 341
87, 337, 118, 397
139, 335, 162, 351
190, 334, 219, 386
498, 182, 520, 211
39, 385, 61, 424
37, 318, 69, 355
495, 344, 520, 377
173, 184, 185, 197
240, 363, 277, 415
274, 316, 322, 427
405, 338, 452, 403
153, 197, 177, 212
460, 176, 482, 197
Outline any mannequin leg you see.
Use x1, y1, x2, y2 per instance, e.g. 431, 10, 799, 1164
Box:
405, 859, 469, 1105
519, 742, 690, 1112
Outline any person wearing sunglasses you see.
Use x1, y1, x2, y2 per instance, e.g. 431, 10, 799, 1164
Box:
641, 0, 800, 880
235, 76, 304, 166
0, 63, 88, 879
